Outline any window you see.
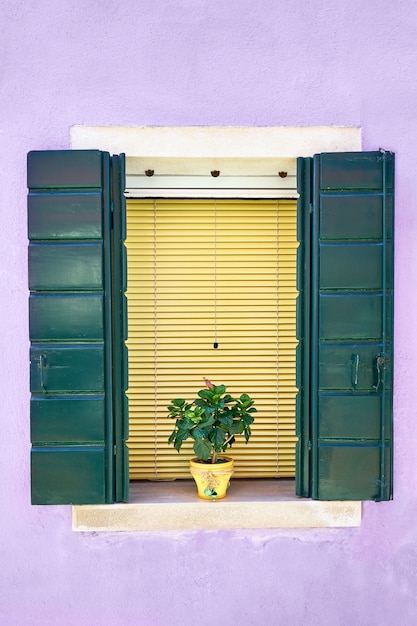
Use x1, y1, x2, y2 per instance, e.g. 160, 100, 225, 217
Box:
28, 129, 394, 507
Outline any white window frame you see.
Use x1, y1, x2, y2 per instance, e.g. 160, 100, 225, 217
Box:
71, 126, 362, 531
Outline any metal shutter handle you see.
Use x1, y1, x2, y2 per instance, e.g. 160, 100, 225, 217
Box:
373, 354, 385, 391
39, 354, 48, 391
352, 354, 360, 389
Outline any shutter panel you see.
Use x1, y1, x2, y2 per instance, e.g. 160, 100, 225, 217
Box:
297, 150, 394, 501
28, 150, 128, 504
110, 155, 130, 502
295, 158, 312, 497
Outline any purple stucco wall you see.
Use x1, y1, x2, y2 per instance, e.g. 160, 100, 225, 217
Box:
2, 1, 417, 624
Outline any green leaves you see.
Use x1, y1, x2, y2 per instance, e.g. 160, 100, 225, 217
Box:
171, 398, 186, 408
197, 414, 215, 430
210, 427, 226, 448
185, 407, 205, 424
229, 420, 244, 435
193, 439, 212, 461
167, 382, 257, 462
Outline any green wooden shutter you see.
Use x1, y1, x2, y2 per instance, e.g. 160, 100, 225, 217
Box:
296, 150, 394, 501
110, 155, 129, 502
28, 150, 128, 504
295, 157, 312, 497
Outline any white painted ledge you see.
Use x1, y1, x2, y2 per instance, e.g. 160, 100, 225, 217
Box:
70, 126, 361, 158
72, 480, 361, 532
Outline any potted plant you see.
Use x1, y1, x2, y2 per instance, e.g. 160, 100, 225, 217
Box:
167, 378, 257, 500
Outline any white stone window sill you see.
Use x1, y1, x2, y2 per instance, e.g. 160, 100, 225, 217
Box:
72, 480, 361, 532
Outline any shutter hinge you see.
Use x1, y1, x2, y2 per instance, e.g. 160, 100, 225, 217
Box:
307, 441, 312, 451
113, 444, 117, 456
309, 203, 313, 214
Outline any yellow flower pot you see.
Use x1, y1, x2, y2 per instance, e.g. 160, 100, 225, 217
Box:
189, 457, 234, 500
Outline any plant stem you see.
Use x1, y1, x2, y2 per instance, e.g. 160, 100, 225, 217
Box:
223, 435, 234, 448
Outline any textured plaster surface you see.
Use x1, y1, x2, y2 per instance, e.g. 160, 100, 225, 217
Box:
1, 1, 417, 624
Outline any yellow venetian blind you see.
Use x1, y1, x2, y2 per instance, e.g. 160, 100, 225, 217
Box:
126, 199, 298, 480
